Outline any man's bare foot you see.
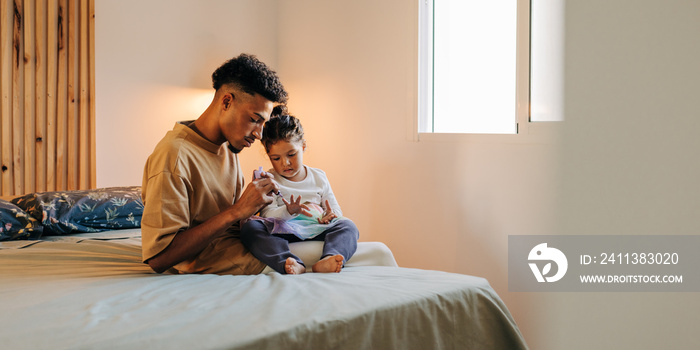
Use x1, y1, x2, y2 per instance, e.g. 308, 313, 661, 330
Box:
312, 254, 344, 273
285, 257, 306, 275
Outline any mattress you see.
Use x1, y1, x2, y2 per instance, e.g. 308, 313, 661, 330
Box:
0, 229, 528, 349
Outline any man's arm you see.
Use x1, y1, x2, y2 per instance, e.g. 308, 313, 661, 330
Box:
146, 176, 279, 273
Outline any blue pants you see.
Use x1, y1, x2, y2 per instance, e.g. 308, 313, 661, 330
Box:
240, 219, 359, 274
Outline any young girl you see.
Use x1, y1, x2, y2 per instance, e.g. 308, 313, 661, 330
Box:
240, 109, 359, 274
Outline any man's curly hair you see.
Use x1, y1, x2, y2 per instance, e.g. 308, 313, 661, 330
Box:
212, 54, 288, 104
262, 105, 304, 152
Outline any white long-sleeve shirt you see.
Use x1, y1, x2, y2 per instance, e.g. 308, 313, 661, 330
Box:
260, 165, 343, 220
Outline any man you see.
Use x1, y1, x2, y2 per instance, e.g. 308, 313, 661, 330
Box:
141, 54, 288, 274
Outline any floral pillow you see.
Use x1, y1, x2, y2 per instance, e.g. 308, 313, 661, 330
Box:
0, 199, 43, 241
11, 187, 144, 235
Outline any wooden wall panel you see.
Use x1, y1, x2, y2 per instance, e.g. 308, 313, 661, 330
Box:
0, 0, 94, 197
1, 0, 12, 194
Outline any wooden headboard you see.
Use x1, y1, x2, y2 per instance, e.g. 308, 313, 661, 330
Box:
0, 0, 96, 197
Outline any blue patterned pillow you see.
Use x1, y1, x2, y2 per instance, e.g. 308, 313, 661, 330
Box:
0, 199, 43, 240
11, 187, 144, 235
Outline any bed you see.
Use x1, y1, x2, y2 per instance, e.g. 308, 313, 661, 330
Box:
0, 189, 528, 350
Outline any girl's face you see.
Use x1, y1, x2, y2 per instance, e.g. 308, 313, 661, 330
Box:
267, 139, 306, 181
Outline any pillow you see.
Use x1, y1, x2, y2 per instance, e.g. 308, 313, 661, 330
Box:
0, 199, 43, 241
11, 186, 144, 235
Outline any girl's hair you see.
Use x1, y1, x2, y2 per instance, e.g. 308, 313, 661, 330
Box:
262, 105, 304, 152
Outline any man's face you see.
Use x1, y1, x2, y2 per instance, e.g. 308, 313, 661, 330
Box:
219, 92, 274, 153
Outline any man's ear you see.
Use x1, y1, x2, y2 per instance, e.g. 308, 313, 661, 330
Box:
222, 92, 234, 110
302, 140, 307, 151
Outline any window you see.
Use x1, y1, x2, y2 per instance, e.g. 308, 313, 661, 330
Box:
418, 0, 563, 135
530, 0, 565, 122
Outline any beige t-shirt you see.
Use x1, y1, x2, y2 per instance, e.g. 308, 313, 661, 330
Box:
141, 122, 265, 275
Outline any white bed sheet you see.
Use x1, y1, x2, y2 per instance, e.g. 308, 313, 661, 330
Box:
0, 230, 528, 350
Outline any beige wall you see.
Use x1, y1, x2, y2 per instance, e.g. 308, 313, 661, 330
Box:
100, 1, 700, 349
543, 0, 700, 349
273, 1, 555, 348
95, 0, 278, 188
95, 0, 555, 347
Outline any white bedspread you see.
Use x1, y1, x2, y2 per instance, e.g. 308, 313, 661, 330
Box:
0, 231, 528, 350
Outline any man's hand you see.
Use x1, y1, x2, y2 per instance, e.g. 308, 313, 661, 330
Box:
317, 199, 337, 224
146, 175, 279, 274
282, 195, 313, 217
233, 174, 280, 218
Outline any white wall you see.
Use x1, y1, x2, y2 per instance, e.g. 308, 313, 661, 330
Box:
95, 0, 278, 188
543, 0, 700, 349
95, 1, 700, 348
96, 1, 560, 348
274, 1, 555, 347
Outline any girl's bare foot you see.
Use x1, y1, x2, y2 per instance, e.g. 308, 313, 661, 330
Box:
285, 257, 306, 275
312, 254, 344, 273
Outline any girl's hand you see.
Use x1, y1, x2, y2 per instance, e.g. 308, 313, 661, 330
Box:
282, 195, 313, 217
318, 200, 337, 224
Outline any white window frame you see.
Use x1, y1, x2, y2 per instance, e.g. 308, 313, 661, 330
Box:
411, 0, 559, 143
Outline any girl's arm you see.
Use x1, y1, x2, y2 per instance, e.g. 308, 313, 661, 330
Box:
319, 173, 343, 217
